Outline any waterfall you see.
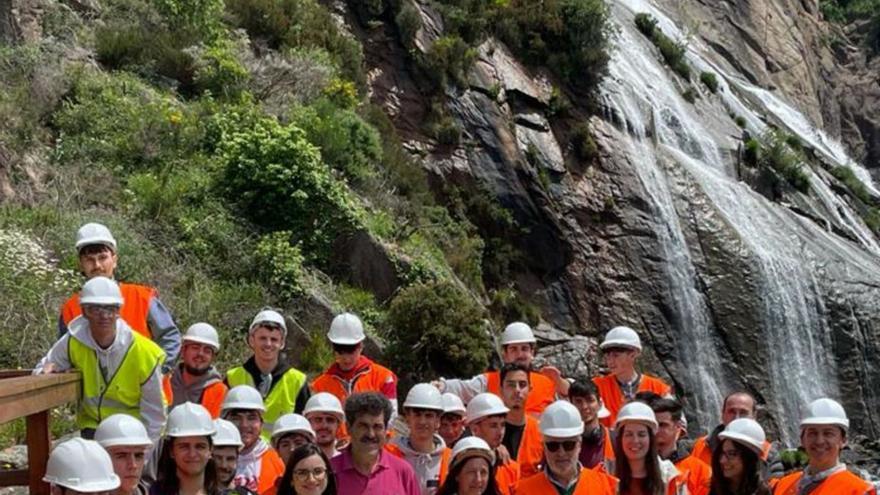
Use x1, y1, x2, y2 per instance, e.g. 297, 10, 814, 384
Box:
601, 0, 880, 443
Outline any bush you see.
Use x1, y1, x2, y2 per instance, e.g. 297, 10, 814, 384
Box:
743, 138, 760, 167
153, 0, 224, 38
760, 131, 810, 193
735, 115, 747, 128
420, 35, 477, 90
634, 12, 657, 36
395, 3, 423, 48
192, 41, 250, 99
700, 71, 719, 93
634, 12, 690, 79
95, 24, 198, 93
831, 165, 875, 204
385, 279, 490, 381
682, 87, 696, 103
571, 122, 598, 162
217, 115, 363, 265
255, 231, 307, 299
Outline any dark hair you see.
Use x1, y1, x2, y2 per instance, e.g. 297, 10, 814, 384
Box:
613, 423, 664, 495
633, 391, 662, 406
721, 391, 756, 415
568, 380, 599, 400
277, 444, 337, 495
154, 436, 220, 495
78, 244, 114, 256
345, 392, 393, 428
650, 398, 683, 423
436, 455, 500, 495
709, 438, 770, 495
499, 362, 530, 385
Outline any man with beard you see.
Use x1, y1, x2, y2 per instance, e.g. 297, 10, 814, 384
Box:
213, 418, 257, 495
221, 385, 285, 495
304, 392, 346, 459
331, 392, 420, 495
465, 393, 520, 495
166, 323, 227, 417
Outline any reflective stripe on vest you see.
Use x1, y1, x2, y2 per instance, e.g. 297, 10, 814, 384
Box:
63, 283, 155, 338
68, 332, 164, 430
226, 366, 308, 440
485, 370, 556, 416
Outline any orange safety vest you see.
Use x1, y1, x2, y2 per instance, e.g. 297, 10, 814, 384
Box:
773, 469, 876, 495
691, 434, 772, 464
62, 283, 156, 339
593, 374, 671, 426
485, 370, 556, 416
515, 415, 545, 479
590, 426, 617, 473
513, 467, 618, 495
256, 448, 285, 495
495, 459, 520, 495
384, 442, 452, 487
162, 375, 228, 419
675, 454, 711, 495
311, 359, 396, 439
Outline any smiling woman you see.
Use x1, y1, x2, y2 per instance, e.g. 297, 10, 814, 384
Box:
151, 402, 220, 495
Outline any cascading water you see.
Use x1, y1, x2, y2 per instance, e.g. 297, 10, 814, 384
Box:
602, 0, 880, 443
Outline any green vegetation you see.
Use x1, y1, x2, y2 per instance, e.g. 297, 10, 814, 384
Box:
571, 122, 598, 162
742, 131, 811, 193
819, 1, 880, 55
682, 87, 697, 103
735, 115, 747, 128
634, 13, 690, 80
700, 71, 719, 93
831, 166, 876, 204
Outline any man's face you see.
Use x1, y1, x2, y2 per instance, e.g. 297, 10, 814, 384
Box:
78, 247, 117, 279
333, 342, 363, 371
82, 304, 119, 335
349, 412, 387, 456
307, 413, 340, 447
469, 415, 506, 449
182, 342, 216, 375
106, 445, 147, 493
212, 446, 238, 486
439, 413, 465, 447
544, 436, 581, 478
501, 370, 530, 411
721, 394, 756, 425
227, 410, 263, 449
405, 408, 441, 442
170, 436, 212, 476
654, 411, 682, 455
501, 343, 534, 367
602, 347, 637, 376
801, 425, 845, 470
276, 433, 312, 465
570, 394, 600, 425
248, 327, 283, 363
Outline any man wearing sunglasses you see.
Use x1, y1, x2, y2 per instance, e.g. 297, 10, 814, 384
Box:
310, 313, 398, 420
35, 276, 167, 445
514, 401, 617, 494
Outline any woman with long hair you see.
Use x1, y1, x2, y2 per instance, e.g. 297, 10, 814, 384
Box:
436, 437, 500, 495
276, 444, 336, 495
709, 419, 771, 495
613, 401, 687, 495
151, 402, 220, 495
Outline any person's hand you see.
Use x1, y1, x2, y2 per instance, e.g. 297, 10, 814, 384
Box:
540, 365, 570, 397
41, 363, 58, 374
431, 380, 446, 393
495, 445, 511, 464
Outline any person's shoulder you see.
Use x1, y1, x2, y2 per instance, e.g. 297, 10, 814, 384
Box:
514, 471, 549, 490
119, 282, 158, 298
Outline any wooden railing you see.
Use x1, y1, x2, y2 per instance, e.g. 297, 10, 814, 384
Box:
0, 370, 80, 495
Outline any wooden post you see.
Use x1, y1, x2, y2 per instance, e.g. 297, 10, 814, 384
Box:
26, 411, 50, 495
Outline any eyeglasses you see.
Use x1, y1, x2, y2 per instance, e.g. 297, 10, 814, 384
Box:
332, 343, 359, 354
720, 449, 741, 460
293, 467, 327, 482
83, 305, 120, 317
545, 440, 578, 452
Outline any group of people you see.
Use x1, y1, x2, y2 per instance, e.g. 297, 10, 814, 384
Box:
33, 223, 876, 495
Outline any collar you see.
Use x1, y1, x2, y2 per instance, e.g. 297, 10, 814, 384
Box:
69, 317, 133, 352
327, 356, 373, 380
545, 463, 583, 490
340, 447, 390, 474
243, 356, 291, 392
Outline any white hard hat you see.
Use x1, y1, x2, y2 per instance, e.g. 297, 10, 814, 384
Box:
540, 400, 584, 438
76, 223, 117, 252
43, 438, 121, 492
303, 392, 345, 422
213, 419, 244, 448
80, 276, 124, 306
403, 383, 444, 411
249, 309, 287, 335
328, 312, 366, 345
221, 385, 267, 413
800, 398, 849, 431
183, 322, 221, 351
466, 393, 510, 424
450, 436, 495, 468
598, 400, 611, 419
95, 414, 152, 448
272, 414, 316, 444
500, 322, 536, 346
441, 393, 466, 416
615, 401, 658, 432
718, 418, 766, 455
600, 326, 642, 351
167, 402, 216, 437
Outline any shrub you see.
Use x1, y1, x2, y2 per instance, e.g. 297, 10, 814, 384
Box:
254, 231, 307, 299
385, 279, 490, 381
432, 115, 462, 145
571, 122, 598, 162
743, 138, 760, 166
634, 12, 690, 79
420, 35, 477, 89
395, 2, 423, 48
153, 0, 224, 38
192, 41, 250, 99
735, 116, 747, 128
682, 87, 696, 103
217, 116, 363, 264
634, 12, 657, 36
700, 71, 719, 93
831, 165, 875, 204
760, 130, 810, 193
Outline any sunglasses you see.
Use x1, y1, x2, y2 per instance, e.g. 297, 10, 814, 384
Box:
545, 440, 578, 452
332, 343, 359, 354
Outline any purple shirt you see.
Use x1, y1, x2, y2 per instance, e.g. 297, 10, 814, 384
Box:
331, 447, 421, 495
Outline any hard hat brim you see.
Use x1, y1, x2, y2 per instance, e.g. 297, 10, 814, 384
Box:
182, 336, 220, 350
76, 238, 117, 252
403, 402, 444, 411
467, 406, 510, 424
221, 402, 267, 413
272, 429, 316, 443
44, 474, 122, 492
213, 440, 244, 448
443, 407, 467, 415
97, 438, 152, 448
542, 426, 584, 438
616, 417, 658, 432
451, 448, 495, 469
501, 338, 537, 345
80, 296, 124, 306
599, 340, 642, 351
303, 409, 345, 421
327, 336, 365, 345
598, 405, 611, 419
800, 417, 850, 430
167, 427, 217, 437
717, 431, 764, 455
